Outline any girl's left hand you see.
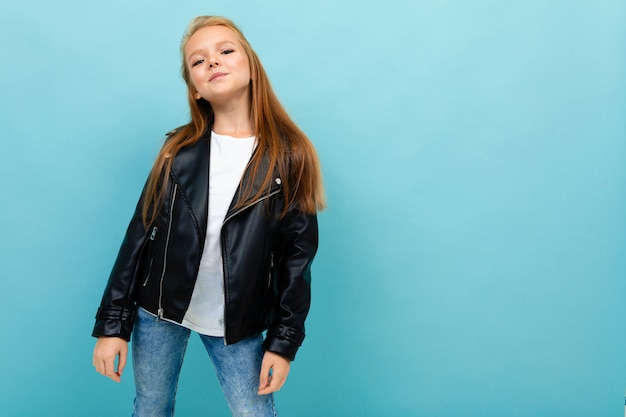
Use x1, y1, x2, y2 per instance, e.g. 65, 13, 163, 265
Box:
258, 351, 291, 395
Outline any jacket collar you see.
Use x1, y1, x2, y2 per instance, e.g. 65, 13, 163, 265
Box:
169, 130, 278, 238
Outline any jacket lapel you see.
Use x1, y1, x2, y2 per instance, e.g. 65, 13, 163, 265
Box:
170, 132, 210, 242
225, 149, 278, 220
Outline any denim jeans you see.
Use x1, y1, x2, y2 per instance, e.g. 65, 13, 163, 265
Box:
132, 307, 277, 417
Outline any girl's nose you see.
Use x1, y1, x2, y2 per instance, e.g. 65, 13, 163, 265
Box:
209, 57, 220, 68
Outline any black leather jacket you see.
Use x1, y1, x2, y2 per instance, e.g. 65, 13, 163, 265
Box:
92, 130, 318, 361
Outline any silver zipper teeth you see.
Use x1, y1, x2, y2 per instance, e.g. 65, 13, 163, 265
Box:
142, 259, 153, 287
158, 183, 177, 320
142, 226, 158, 286
268, 252, 274, 288
222, 188, 280, 225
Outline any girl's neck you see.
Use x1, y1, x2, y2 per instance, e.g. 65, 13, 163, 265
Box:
211, 95, 254, 138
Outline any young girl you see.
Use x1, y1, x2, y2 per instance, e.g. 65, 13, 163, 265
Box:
92, 16, 324, 417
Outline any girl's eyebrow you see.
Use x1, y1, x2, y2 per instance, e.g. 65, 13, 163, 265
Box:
214, 40, 237, 49
187, 40, 237, 58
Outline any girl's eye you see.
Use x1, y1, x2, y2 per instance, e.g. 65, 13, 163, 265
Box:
221, 49, 234, 55
192, 59, 204, 67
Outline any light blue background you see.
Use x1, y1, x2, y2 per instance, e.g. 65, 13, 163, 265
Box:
1, 0, 624, 416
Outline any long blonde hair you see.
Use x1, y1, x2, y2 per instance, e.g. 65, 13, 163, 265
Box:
142, 16, 325, 228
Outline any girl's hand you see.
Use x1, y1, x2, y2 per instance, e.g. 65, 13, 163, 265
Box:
258, 351, 291, 395
93, 336, 128, 383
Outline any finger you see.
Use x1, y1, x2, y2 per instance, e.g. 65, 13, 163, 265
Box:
260, 369, 285, 395
99, 349, 121, 382
93, 348, 105, 372
93, 353, 108, 376
258, 367, 283, 395
104, 357, 121, 383
258, 379, 281, 395
258, 384, 272, 395
258, 359, 272, 390
117, 345, 128, 377
94, 359, 103, 376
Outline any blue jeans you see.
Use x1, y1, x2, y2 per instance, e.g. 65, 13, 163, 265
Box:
132, 307, 277, 417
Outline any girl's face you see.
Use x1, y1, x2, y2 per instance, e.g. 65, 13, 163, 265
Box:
185, 25, 251, 106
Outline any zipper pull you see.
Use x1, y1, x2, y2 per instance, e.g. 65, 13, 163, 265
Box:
157, 308, 164, 320
268, 253, 274, 288
150, 227, 157, 240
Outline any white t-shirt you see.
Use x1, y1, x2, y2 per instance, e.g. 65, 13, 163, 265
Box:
181, 131, 256, 336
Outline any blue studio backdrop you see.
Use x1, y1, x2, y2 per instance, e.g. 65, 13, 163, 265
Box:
1, 1, 625, 416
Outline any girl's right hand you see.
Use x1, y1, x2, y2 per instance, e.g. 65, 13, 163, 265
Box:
93, 336, 128, 383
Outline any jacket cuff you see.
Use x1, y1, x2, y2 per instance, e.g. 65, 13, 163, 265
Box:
92, 306, 136, 341
262, 324, 305, 361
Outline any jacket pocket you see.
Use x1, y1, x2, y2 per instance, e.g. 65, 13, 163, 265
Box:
262, 251, 278, 326
141, 226, 158, 287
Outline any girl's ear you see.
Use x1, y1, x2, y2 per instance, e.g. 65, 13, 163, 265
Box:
194, 91, 202, 100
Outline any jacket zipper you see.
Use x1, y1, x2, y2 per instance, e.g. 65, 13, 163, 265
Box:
222, 179, 282, 225
157, 183, 177, 320
268, 252, 274, 288
221, 177, 281, 343
142, 226, 158, 286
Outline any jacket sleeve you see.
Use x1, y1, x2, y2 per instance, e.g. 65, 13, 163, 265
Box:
92, 192, 150, 341
262, 209, 318, 361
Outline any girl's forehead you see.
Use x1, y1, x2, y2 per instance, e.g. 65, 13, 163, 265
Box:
187, 26, 240, 47
185, 26, 243, 59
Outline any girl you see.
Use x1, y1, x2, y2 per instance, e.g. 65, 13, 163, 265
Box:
92, 16, 324, 417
